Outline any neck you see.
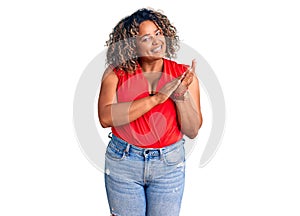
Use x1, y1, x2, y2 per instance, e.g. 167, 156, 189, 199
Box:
139, 58, 164, 73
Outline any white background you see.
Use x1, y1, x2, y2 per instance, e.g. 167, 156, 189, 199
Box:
1, 0, 300, 215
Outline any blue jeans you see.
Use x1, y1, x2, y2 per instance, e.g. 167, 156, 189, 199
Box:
104, 134, 186, 216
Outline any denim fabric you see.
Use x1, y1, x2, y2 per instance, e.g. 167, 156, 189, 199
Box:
104, 134, 186, 216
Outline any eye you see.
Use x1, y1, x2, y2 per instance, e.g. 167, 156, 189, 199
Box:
142, 36, 150, 42
155, 30, 162, 36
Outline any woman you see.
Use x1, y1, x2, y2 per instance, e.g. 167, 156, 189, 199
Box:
98, 8, 202, 216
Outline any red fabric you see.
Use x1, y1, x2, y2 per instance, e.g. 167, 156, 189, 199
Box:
111, 58, 188, 148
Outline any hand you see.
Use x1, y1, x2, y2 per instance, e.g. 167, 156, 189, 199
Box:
172, 59, 196, 98
155, 76, 182, 104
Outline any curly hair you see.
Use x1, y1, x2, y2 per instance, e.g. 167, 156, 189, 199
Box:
105, 8, 180, 72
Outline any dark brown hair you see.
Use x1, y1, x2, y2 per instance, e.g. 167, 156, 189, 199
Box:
106, 8, 179, 72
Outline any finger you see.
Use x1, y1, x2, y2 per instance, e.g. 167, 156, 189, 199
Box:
191, 59, 196, 73
177, 72, 187, 81
179, 65, 192, 80
187, 76, 194, 85
182, 71, 193, 82
173, 79, 182, 89
170, 80, 182, 91
171, 77, 182, 87
176, 59, 196, 82
160, 79, 181, 94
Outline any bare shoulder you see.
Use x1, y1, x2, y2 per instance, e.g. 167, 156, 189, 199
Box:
99, 66, 119, 105
101, 66, 118, 83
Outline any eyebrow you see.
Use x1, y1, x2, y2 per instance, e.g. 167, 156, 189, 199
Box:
139, 28, 161, 39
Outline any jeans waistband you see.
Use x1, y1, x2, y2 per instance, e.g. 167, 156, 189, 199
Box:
109, 133, 185, 157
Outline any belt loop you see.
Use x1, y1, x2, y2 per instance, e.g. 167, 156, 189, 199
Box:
159, 148, 163, 160
124, 143, 130, 156
108, 132, 112, 139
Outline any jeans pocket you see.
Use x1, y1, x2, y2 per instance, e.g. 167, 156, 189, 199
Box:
163, 144, 185, 166
105, 141, 126, 161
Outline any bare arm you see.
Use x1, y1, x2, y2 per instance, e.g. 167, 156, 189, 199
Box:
98, 66, 181, 128
173, 60, 203, 138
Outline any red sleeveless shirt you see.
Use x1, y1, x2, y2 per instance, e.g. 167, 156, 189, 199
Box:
112, 58, 188, 148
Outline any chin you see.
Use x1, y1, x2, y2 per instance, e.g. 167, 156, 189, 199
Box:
139, 54, 164, 61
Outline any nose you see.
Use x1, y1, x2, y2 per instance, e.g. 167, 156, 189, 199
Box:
152, 36, 159, 45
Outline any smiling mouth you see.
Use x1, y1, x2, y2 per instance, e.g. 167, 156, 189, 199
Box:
151, 45, 163, 53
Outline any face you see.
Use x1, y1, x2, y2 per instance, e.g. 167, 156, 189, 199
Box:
136, 20, 166, 60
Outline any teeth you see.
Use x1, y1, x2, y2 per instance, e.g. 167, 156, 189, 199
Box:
152, 46, 162, 52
